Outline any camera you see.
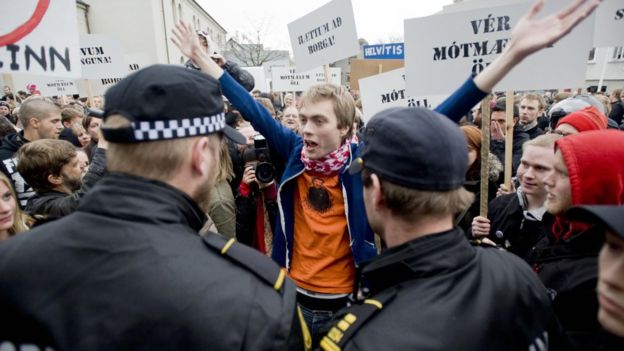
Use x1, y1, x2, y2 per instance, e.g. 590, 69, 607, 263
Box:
242, 135, 275, 184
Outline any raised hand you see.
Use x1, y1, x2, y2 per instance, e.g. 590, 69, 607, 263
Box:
506, 0, 602, 61
171, 21, 202, 60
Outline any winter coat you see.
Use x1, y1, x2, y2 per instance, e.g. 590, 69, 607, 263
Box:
0, 173, 305, 350
321, 228, 563, 351
0, 132, 33, 207
490, 125, 530, 176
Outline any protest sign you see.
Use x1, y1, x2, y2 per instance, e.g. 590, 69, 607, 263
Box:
405, 0, 595, 96
77, 53, 151, 96
288, 0, 359, 71
358, 68, 445, 122
442, 0, 526, 13
241, 67, 269, 92
593, 0, 624, 47
349, 59, 404, 90
79, 34, 126, 79
363, 43, 404, 59
271, 66, 341, 92
0, 0, 81, 78
11, 74, 78, 96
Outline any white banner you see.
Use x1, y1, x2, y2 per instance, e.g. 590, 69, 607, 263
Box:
405, 0, 595, 96
359, 68, 445, 122
11, 74, 78, 96
78, 52, 152, 96
241, 67, 269, 92
79, 34, 126, 79
288, 0, 359, 72
271, 66, 341, 92
593, 0, 624, 47
0, 0, 81, 78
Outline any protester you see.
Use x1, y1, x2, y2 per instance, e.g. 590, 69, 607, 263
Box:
207, 140, 236, 239
16, 137, 107, 222
59, 107, 83, 147
490, 97, 529, 176
548, 94, 607, 130
0, 173, 29, 241
472, 134, 560, 260
554, 105, 608, 136
608, 88, 623, 125
72, 123, 92, 147
566, 205, 624, 347
0, 97, 63, 208
82, 109, 103, 161
0, 65, 307, 350
0, 101, 16, 126
279, 106, 300, 134
519, 93, 546, 139
528, 130, 624, 350
456, 125, 501, 233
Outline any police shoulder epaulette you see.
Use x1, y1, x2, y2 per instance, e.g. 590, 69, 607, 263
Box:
202, 232, 287, 293
319, 287, 397, 351
470, 238, 501, 249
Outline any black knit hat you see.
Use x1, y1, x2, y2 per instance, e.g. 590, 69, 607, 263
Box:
102, 64, 245, 144
349, 107, 468, 191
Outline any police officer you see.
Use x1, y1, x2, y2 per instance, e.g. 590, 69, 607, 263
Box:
0, 65, 309, 350
320, 107, 561, 351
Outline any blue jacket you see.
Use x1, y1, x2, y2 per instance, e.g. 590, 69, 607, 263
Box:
220, 72, 486, 269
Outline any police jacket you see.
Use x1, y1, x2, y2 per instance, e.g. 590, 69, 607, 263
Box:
0, 173, 307, 351
320, 228, 562, 351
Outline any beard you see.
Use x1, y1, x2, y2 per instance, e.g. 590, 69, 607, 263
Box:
193, 177, 214, 213
62, 173, 83, 193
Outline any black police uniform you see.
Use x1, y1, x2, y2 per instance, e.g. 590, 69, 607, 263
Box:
0, 173, 309, 350
320, 228, 562, 351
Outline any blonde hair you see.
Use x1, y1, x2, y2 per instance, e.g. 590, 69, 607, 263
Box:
362, 169, 474, 221
0, 173, 29, 238
523, 133, 562, 151
301, 84, 356, 140
216, 140, 234, 182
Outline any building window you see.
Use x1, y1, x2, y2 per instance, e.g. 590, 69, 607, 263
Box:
178, 3, 182, 21
180, 56, 185, 64
611, 46, 624, 62
192, 15, 197, 29
587, 48, 596, 62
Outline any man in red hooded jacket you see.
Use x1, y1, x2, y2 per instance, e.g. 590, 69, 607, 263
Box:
528, 130, 624, 350
554, 106, 608, 136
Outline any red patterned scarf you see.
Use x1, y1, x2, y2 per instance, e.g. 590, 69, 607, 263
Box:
300, 142, 351, 176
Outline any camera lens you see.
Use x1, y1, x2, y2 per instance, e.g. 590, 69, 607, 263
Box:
255, 162, 275, 183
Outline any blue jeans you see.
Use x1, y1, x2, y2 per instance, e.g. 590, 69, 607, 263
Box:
299, 303, 336, 346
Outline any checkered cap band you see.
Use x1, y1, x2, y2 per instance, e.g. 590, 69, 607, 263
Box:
131, 112, 226, 141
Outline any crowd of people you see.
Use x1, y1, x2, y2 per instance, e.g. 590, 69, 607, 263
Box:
0, 0, 622, 350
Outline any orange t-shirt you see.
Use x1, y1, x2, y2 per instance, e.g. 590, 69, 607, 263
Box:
289, 172, 356, 294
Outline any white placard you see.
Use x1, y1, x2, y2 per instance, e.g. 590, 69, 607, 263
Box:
405, 0, 595, 96
593, 0, 624, 47
241, 67, 269, 92
78, 53, 152, 96
11, 74, 78, 96
79, 34, 126, 79
359, 68, 445, 122
0, 0, 81, 78
288, 0, 359, 72
271, 66, 341, 92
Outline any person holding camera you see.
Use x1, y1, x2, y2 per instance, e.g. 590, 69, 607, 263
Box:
236, 137, 278, 256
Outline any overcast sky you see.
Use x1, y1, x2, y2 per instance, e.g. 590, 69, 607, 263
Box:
196, 0, 454, 50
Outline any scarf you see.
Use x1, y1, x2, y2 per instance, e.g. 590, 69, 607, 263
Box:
300, 142, 351, 176
520, 119, 538, 132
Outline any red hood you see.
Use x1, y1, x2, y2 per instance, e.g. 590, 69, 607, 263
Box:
556, 106, 608, 132
553, 130, 624, 240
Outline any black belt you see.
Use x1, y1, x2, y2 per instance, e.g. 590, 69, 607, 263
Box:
297, 292, 349, 312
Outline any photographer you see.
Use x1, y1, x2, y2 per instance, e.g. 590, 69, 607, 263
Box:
236, 137, 278, 256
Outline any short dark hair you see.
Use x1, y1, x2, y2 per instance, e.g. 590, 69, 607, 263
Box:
16, 139, 76, 192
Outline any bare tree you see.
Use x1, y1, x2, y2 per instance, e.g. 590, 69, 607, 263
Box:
224, 17, 288, 67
